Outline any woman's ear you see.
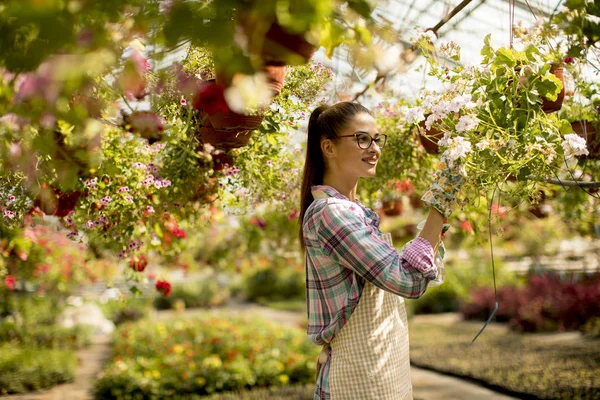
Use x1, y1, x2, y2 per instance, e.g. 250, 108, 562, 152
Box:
321, 139, 336, 159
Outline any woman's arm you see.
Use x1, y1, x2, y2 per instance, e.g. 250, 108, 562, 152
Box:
418, 208, 445, 256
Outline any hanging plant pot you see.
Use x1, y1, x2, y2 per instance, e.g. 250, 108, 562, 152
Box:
208, 112, 264, 134
571, 120, 600, 160
264, 63, 286, 96
417, 120, 444, 154
409, 193, 422, 209
197, 126, 253, 150
541, 64, 565, 113
237, 14, 317, 66
382, 199, 403, 216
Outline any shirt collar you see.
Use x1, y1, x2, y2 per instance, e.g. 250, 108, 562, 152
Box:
311, 185, 352, 202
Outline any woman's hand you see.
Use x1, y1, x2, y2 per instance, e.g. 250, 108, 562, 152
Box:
420, 156, 467, 218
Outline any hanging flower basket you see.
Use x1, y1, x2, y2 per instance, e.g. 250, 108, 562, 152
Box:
264, 63, 286, 96
571, 120, 600, 159
237, 14, 317, 66
541, 64, 565, 113
382, 199, 403, 216
417, 120, 444, 154
197, 126, 254, 150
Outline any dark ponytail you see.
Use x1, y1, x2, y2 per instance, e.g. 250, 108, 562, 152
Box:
298, 101, 372, 251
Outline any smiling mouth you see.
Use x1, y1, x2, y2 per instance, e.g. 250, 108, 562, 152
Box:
362, 158, 378, 166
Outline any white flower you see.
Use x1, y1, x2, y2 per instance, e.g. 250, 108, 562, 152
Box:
406, 107, 425, 124
442, 136, 472, 168
374, 44, 402, 74
455, 115, 479, 133
132, 162, 146, 169
425, 113, 438, 130
562, 134, 589, 158
438, 133, 453, 148
224, 72, 272, 114
447, 96, 466, 113
475, 140, 490, 150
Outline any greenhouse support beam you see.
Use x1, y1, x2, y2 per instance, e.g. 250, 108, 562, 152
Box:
352, 0, 474, 101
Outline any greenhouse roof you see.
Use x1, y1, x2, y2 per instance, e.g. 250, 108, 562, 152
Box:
315, 0, 566, 103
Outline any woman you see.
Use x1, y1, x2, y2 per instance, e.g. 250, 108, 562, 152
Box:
299, 102, 464, 399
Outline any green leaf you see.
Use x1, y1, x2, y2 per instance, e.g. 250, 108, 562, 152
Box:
480, 34, 493, 61
129, 286, 142, 296
537, 73, 562, 101
494, 47, 516, 67
557, 119, 574, 135
154, 223, 163, 238
347, 0, 373, 18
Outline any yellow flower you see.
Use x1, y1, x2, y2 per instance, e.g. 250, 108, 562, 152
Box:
195, 377, 206, 386
279, 374, 290, 384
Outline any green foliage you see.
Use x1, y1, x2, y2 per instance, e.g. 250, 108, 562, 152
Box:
100, 297, 153, 326
581, 317, 600, 338
152, 276, 230, 311
408, 252, 520, 315
93, 313, 320, 398
0, 344, 76, 395
0, 323, 92, 349
242, 262, 304, 303
410, 320, 600, 400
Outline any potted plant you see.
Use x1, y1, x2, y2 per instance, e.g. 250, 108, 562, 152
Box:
558, 82, 600, 160
405, 28, 581, 207
381, 179, 414, 216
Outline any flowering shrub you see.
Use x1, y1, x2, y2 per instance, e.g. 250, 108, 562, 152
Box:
460, 272, 600, 332
93, 313, 319, 398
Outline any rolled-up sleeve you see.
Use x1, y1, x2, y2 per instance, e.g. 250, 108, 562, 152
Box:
316, 201, 437, 299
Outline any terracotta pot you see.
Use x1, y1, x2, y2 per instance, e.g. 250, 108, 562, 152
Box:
417, 120, 444, 154
409, 193, 422, 209
264, 64, 286, 96
541, 64, 565, 113
197, 126, 253, 150
382, 199, 403, 216
571, 120, 600, 160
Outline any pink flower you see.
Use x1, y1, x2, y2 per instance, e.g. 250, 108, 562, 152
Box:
85, 178, 98, 188
147, 205, 155, 213
118, 186, 130, 193
4, 275, 15, 291
161, 179, 171, 187
125, 196, 134, 204
86, 220, 95, 229
154, 180, 163, 189
459, 220, 473, 233
117, 250, 128, 259
100, 196, 112, 205
7, 196, 16, 203
266, 160, 272, 167
180, 97, 187, 106
67, 231, 78, 240
132, 162, 146, 169
3, 210, 15, 219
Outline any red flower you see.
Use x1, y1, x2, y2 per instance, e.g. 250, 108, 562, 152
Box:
287, 209, 300, 221
459, 220, 473, 234
156, 280, 172, 297
249, 217, 266, 229
564, 56, 574, 64
4, 275, 15, 291
172, 228, 187, 238
129, 255, 148, 272
192, 83, 229, 115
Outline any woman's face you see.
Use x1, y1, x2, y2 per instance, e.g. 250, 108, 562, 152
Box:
326, 112, 382, 179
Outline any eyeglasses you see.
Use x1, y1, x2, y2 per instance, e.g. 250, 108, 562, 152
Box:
337, 132, 387, 149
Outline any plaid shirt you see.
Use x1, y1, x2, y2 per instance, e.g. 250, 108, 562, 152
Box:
303, 185, 438, 346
